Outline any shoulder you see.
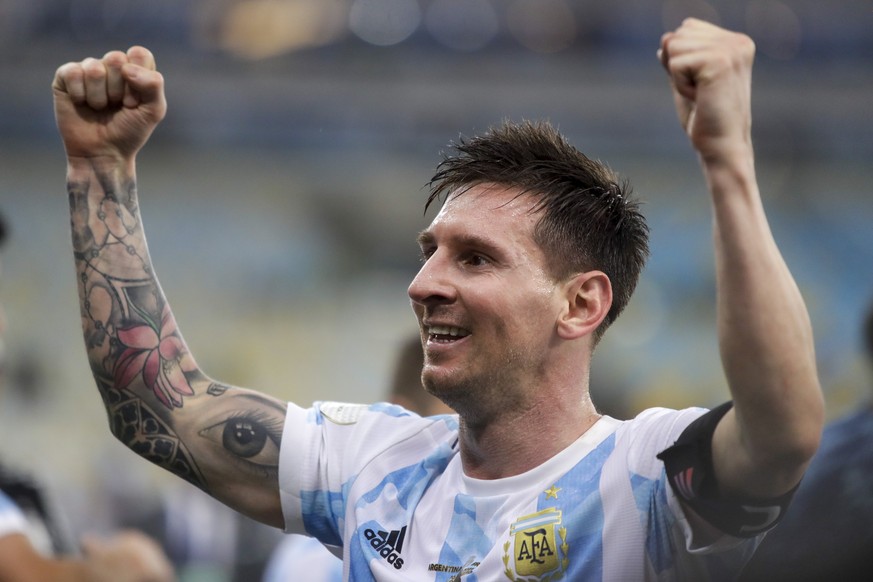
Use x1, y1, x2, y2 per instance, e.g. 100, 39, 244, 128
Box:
617, 406, 709, 441
301, 401, 459, 443
282, 400, 458, 486
607, 407, 710, 477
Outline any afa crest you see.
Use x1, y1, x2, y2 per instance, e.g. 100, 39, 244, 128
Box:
502, 508, 569, 581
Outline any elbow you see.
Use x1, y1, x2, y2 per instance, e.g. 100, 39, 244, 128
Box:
765, 383, 826, 486
795, 379, 826, 463
782, 421, 822, 476
735, 379, 825, 497
100, 389, 149, 460
793, 403, 825, 470
104, 406, 135, 453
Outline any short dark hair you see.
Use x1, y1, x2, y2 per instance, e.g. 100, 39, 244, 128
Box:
426, 120, 649, 343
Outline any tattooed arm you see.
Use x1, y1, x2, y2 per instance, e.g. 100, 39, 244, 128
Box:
53, 48, 286, 528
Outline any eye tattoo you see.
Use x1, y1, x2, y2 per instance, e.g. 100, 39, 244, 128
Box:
200, 409, 283, 465
224, 417, 269, 458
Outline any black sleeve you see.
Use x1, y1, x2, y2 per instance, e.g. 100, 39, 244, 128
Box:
656, 401, 797, 538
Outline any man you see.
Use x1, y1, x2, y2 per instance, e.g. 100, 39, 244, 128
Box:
52, 18, 822, 580
739, 297, 873, 581
0, 213, 175, 582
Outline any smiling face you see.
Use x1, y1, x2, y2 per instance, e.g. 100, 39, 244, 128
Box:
408, 183, 567, 419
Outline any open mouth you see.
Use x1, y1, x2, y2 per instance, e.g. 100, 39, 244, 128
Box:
428, 325, 470, 343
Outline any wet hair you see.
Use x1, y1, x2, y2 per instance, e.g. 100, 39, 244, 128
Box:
426, 120, 649, 343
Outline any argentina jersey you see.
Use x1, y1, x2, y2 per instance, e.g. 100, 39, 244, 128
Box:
279, 402, 761, 581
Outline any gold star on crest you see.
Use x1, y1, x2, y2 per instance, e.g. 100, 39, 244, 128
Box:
544, 485, 561, 499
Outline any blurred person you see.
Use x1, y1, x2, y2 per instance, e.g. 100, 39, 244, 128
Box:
0, 213, 176, 582
262, 334, 452, 581
92, 432, 284, 582
52, 19, 823, 580
105, 474, 271, 582
383, 335, 455, 418
0, 497, 174, 582
739, 298, 873, 581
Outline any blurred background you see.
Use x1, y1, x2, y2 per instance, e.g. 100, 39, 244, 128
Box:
1, 0, 871, 579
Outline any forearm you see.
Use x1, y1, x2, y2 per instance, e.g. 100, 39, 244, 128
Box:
66, 158, 285, 526
705, 150, 823, 496
67, 157, 205, 480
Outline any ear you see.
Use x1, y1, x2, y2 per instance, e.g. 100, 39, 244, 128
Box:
556, 271, 613, 340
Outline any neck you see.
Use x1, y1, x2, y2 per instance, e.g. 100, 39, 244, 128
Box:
457, 393, 601, 480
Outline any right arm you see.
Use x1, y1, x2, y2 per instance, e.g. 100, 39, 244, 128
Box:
53, 48, 287, 528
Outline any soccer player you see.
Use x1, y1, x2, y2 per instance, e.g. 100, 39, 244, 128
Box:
51, 19, 822, 580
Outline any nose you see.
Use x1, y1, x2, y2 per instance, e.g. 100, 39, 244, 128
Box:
408, 253, 456, 308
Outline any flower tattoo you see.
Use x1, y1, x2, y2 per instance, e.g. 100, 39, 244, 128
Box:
115, 304, 196, 408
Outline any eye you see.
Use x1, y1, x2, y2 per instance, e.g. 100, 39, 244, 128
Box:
200, 411, 283, 467
463, 253, 491, 267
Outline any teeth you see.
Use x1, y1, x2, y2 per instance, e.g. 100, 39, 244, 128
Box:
429, 325, 467, 337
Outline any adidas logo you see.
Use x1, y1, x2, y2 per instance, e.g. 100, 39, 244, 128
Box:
364, 525, 407, 570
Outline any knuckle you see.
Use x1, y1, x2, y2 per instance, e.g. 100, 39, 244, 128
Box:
103, 50, 127, 68
55, 62, 79, 82
127, 45, 154, 63
82, 58, 106, 79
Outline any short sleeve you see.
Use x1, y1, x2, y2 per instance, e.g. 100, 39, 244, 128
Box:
278, 401, 457, 546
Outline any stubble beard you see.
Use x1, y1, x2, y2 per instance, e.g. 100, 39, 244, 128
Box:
422, 347, 531, 426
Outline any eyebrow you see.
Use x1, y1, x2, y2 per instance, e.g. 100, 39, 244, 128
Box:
416, 230, 434, 248
416, 230, 503, 255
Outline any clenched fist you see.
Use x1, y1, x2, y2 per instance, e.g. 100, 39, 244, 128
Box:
53, 47, 167, 164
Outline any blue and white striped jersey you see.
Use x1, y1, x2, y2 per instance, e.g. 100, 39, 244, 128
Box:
279, 402, 760, 581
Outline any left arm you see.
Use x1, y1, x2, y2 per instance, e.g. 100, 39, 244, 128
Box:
660, 19, 824, 500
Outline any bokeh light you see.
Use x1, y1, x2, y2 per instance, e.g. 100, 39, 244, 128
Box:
349, 0, 421, 46
506, 0, 577, 54
221, 0, 347, 58
745, 0, 802, 61
661, 0, 721, 30
425, 0, 499, 52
